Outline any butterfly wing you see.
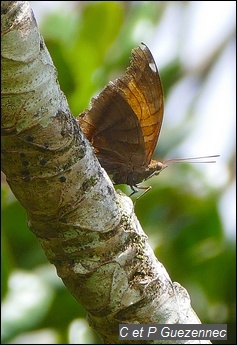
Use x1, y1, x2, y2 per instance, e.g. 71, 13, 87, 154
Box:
118, 43, 164, 165
78, 43, 164, 185
78, 84, 145, 183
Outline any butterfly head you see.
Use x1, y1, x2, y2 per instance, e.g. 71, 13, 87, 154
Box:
144, 160, 168, 181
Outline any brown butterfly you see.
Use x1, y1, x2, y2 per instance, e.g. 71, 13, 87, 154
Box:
78, 43, 219, 197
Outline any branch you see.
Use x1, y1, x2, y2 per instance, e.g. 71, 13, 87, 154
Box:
1, 2, 209, 343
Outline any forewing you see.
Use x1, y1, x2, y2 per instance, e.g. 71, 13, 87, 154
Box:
117, 43, 164, 164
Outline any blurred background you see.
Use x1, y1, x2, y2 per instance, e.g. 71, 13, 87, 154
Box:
1, 1, 236, 344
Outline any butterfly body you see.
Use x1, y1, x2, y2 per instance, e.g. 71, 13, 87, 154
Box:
99, 158, 166, 187
78, 43, 166, 191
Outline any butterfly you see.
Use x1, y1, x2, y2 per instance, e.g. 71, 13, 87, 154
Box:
78, 43, 219, 197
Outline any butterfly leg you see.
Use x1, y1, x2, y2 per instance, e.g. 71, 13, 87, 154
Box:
129, 185, 138, 197
129, 184, 152, 201
136, 185, 152, 201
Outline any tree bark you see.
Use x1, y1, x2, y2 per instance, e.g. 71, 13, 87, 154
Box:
1, 1, 210, 344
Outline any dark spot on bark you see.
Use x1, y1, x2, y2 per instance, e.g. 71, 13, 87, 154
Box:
22, 161, 29, 167
78, 146, 86, 157
98, 169, 103, 178
44, 143, 49, 148
21, 170, 30, 176
40, 159, 47, 166
33, 111, 40, 117
107, 186, 113, 195
82, 177, 96, 191
59, 176, 66, 182
61, 130, 66, 137
26, 135, 34, 142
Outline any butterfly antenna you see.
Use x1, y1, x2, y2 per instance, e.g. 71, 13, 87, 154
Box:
164, 155, 220, 164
